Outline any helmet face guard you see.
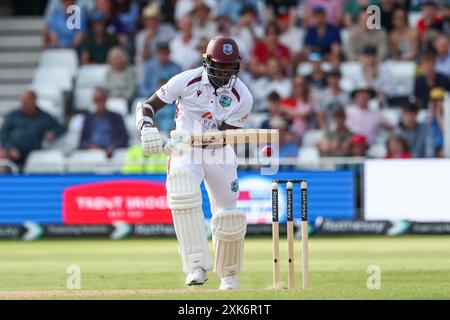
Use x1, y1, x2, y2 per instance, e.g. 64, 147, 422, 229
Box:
203, 54, 240, 88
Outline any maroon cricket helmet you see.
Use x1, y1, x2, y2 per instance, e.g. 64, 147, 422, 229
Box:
202, 36, 241, 88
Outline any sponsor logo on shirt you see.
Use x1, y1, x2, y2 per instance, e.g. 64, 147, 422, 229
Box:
219, 95, 232, 108
201, 112, 217, 130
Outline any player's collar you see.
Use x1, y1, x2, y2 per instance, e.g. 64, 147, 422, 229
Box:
201, 70, 210, 85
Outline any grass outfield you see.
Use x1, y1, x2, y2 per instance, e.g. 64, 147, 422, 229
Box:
0, 236, 449, 299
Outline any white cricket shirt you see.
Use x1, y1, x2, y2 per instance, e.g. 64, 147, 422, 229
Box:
155, 66, 253, 133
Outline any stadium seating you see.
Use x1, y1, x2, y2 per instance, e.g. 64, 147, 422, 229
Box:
76, 64, 109, 88
66, 149, 108, 173
339, 62, 360, 92
37, 97, 63, 123
125, 114, 140, 145
408, 11, 422, 28
106, 97, 128, 116
47, 131, 81, 155
30, 82, 63, 106
110, 148, 129, 173
368, 142, 387, 158
302, 129, 325, 147
38, 49, 78, 80
74, 87, 95, 112
383, 60, 416, 97
47, 113, 85, 155
247, 112, 267, 129
32, 66, 73, 92
417, 109, 429, 123
297, 146, 320, 166
23, 150, 65, 173
381, 108, 402, 126
296, 62, 332, 76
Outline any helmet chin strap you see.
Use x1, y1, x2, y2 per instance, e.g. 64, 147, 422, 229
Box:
207, 75, 220, 96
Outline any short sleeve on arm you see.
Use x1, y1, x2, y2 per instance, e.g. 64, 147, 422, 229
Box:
155, 71, 189, 104
224, 90, 253, 128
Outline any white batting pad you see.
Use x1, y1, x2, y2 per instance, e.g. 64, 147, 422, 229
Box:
167, 170, 212, 274
211, 210, 247, 277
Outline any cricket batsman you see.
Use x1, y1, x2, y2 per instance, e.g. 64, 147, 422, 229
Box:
135, 36, 253, 290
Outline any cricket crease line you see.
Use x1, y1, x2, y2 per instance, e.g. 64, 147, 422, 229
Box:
0, 288, 304, 299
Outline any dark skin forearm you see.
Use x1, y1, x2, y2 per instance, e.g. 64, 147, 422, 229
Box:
142, 93, 167, 126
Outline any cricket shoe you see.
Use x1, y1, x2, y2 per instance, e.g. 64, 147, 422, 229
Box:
219, 274, 239, 290
185, 267, 208, 286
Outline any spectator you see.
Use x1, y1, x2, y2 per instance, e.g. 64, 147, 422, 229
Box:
345, 86, 392, 144
231, 6, 264, 64
159, 0, 177, 24
134, 3, 176, 66
305, 0, 345, 27
416, 0, 443, 46
251, 58, 292, 111
79, 88, 128, 157
215, 14, 236, 38
265, 0, 298, 23
303, 5, 342, 60
350, 45, 394, 97
44, 0, 86, 48
433, 34, 450, 78
93, 0, 127, 46
379, 0, 400, 32
384, 135, 412, 158
218, 0, 260, 24
140, 42, 182, 97
315, 69, 351, 129
113, 0, 140, 36
414, 52, 450, 109
305, 52, 328, 90
261, 92, 283, 129
443, 2, 450, 34
395, 100, 434, 157
317, 107, 353, 157
345, 8, 388, 61
427, 87, 446, 157
170, 14, 200, 71
105, 46, 136, 105
80, 11, 119, 64
44, 0, 95, 25
0, 91, 64, 168
194, 36, 210, 66
278, 12, 304, 65
388, 8, 419, 61
191, 0, 218, 41
280, 76, 314, 141
343, 0, 380, 27
250, 21, 291, 77
270, 116, 299, 159
349, 133, 369, 157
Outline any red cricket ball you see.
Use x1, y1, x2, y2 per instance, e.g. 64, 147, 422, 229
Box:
262, 146, 273, 157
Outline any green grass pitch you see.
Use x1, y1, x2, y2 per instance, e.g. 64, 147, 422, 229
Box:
0, 236, 449, 299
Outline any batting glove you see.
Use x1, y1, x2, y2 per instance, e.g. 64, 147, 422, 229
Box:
141, 126, 164, 156
164, 130, 191, 156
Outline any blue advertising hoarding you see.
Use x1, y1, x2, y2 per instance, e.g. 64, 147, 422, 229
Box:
0, 170, 355, 224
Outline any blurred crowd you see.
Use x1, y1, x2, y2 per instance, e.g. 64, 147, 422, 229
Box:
2, 0, 450, 172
